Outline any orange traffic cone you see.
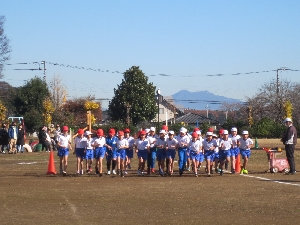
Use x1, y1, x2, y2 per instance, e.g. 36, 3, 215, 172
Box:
46, 150, 56, 175
235, 154, 241, 173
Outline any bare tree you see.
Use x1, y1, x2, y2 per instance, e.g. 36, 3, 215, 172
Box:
0, 16, 11, 78
49, 74, 67, 110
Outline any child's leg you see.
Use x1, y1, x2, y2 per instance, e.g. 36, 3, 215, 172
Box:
63, 155, 68, 172
160, 159, 165, 172
168, 158, 172, 174
99, 157, 103, 174
117, 156, 120, 170
231, 155, 236, 171
76, 157, 81, 172
206, 159, 211, 174
243, 156, 248, 170
59, 157, 63, 173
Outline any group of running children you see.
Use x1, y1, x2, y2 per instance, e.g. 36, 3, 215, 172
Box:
55, 125, 253, 177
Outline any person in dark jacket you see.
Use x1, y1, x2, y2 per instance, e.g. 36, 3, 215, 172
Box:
0, 123, 9, 153
282, 118, 297, 175
16, 124, 25, 153
8, 121, 18, 154
38, 125, 50, 151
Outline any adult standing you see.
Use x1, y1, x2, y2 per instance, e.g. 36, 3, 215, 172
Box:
282, 118, 297, 175
0, 123, 9, 153
38, 125, 49, 152
16, 124, 25, 153
8, 121, 18, 154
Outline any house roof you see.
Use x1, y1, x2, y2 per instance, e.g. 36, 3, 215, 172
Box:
168, 112, 220, 125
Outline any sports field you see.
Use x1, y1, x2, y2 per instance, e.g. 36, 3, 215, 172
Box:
0, 139, 299, 225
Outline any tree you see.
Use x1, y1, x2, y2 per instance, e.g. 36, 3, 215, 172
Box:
49, 74, 67, 110
108, 66, 157, 125
13, 77, 50, 132
0, 16, 12, 78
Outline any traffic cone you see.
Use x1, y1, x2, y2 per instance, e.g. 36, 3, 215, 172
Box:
235, 154, 241, 173
46, 150, 56, 175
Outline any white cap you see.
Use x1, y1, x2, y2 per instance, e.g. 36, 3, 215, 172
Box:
159, 130, 166, 134
145, 128, 150, 133
180, 127, 187, 133
206, 132, 213, 136
212, 134, 217, 138
283, 118, 292, 123
196, 130, 201, 135
168, 131, 175, 135
242, 130, 249, 135
223, 130, 229, 135
150, 127, 156, 131
85, 131, 92, 136
231, 127, 237, 132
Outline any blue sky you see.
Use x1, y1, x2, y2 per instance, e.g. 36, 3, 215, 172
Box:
1, 0, 300, 109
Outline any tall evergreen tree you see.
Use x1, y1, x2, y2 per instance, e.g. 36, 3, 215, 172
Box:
108, 66, 157, 125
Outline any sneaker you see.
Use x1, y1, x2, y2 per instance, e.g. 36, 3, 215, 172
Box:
151, 168, 155, 173
80, 170, 84, 175
240, 168, 244, 174
220, 170, 223, 176
137, 169, 141, 175
117, 169, 120, 175
86, 169, 90, 174
60, 168, 63, 174
99, 173, 103, 177
243, 169, 248, 174
286, 171, 296, 175
128, 163, 131, 169
225, 162, 228, 170
187, 167, 191, 172
75, 172, 80, 176
179, 170, 183, 176
124, 170, 128, 175
195, 173, 198, 177
63, 171, 67, 176
141, 171, 145, 176
207, 173, 211, 177
95, 166, 99, 175
121, 171, 124, 177
88, 166, 92, 172
231, 169, 236, 174
107, 170, 111, 175
112, 170, 116, 175
2, 151, 5, 154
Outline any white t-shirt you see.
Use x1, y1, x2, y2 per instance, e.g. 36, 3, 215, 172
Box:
135, 139, 150, 150
86, 138, 93, 150
116, 138, 129, 150
238, 138, 253, 150
92, 137, 106, 147
155, 137, 166, 149
147, 135, 157, 148
189, 140, 202, 152
125, 136, 135, 148
74, 136, 87, 148
202, 139, 217, 151
166, 138, 178, 149
219, 138, 232, 150
229, 134, 241, 148
176, 135, 190, 148
57, 134, 71, 148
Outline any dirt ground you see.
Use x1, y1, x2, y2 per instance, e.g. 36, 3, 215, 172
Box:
0, 139, 300, 225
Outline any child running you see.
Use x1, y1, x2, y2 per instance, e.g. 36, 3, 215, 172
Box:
92, 129, 106, 177
229, 127, 241, 174
202, 132, 218, 177
124, 128, 134, 174
155, 130, 167, 176
134, 130, 150, 176
57, 126, 72, 176
238, 131, 253, 174
189, 132, 202, 177
219, 130, 232, 176
116, 131, 129, 177
74, 129, 87, 175
176, 127, 190, 176
165, 131, 178, 176
85, 131, 94, 174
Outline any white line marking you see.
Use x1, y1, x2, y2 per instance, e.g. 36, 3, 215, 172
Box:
17, 162, 38, 165
240, 174, 300, 187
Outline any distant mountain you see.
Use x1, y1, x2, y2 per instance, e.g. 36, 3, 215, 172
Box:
171, 90, 242, 110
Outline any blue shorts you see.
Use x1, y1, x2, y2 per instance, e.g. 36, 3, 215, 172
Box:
166, 149, 176, 160
198, 152, 204, 163
204, 150, 215, 161
106, 149, 116, 161
156, 149, 166, 161
126, 148, 134, 158
230, 147, 240, 157
95, 147, 106, 159
116, 149, 126, 160
240, 149, 251, 159
85, 149, 94, 160
219, 150, 231, 161
57, 147, 69, 157
214, 152, 220, 160
190, 151, 200, 161
75, 148, 85, 158
137, 150, 148, 160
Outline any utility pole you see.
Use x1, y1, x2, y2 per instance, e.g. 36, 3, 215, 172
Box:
41, 61, 46, 81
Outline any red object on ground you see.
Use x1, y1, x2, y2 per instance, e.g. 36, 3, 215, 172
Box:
46, 151, 57, 175
235, 154, 241, 173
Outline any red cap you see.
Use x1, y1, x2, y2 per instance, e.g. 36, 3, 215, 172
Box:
118, 131, 124, 136
219, 129, 224, 135
139, 130, 146, 135
192, 132, 198, 138
62, 126, 69, 131
207, 127, 214, 132
124, 128, 130, 133
161, 125, 168, 131
109, 128, 115, 135
193, 127, 200, 132
77, 129, 84, 135
97, 129, 104, 136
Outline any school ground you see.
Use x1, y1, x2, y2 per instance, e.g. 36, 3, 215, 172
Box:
0, 139, 299, 225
